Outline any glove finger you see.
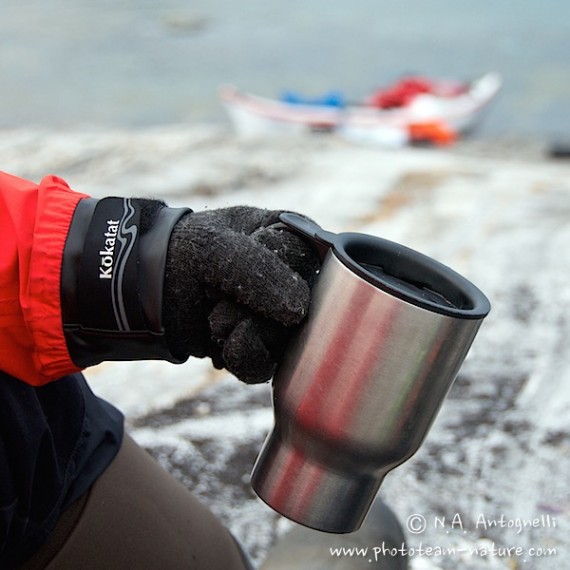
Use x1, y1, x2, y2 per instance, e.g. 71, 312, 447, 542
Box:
223, 319, 276, 384
253, 227, 321, 288
209, 300, 248, 343
209, 341, 226, 370
188, 225, 311, 326
210, 299, 292, 360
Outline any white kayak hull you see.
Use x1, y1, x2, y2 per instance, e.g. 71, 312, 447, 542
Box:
220, 73, 502, 145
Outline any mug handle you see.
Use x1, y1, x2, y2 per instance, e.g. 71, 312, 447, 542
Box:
273, 212, 337, 262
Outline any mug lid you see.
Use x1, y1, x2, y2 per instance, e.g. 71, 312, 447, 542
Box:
278, 213, 491, 319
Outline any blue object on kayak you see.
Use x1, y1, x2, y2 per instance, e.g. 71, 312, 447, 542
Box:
280, 90, 345, 107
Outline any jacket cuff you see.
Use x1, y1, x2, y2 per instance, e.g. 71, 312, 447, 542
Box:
61, 197, 190, 367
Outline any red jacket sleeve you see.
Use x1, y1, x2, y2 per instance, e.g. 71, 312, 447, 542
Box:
0, 171, 88, 385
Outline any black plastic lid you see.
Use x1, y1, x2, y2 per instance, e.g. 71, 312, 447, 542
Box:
278, 213, 491, 320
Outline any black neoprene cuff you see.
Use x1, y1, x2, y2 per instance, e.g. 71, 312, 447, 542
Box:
61, 197, 190, 367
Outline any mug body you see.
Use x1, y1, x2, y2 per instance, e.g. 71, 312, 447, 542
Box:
251, 229, 490, 533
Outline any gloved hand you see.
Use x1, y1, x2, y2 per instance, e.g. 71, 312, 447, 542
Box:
163, 207, 321, 383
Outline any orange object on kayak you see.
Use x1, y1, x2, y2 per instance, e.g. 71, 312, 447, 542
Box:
408, 121, 458, 146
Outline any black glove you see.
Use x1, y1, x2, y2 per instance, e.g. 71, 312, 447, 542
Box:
163, 207, 320, 383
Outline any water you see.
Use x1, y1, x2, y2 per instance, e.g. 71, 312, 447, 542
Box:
1, 0, 569, 139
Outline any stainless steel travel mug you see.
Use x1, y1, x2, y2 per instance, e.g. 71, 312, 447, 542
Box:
251, 213, 491, 533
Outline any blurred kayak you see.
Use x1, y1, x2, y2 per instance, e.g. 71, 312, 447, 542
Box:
220, 73, 502, 147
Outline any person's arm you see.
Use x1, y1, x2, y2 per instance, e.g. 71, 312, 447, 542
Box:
0, 172, 88, 385
0, 172, 320, 387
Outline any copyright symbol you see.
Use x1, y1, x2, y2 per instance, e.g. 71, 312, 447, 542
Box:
406, 514, 427, 534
